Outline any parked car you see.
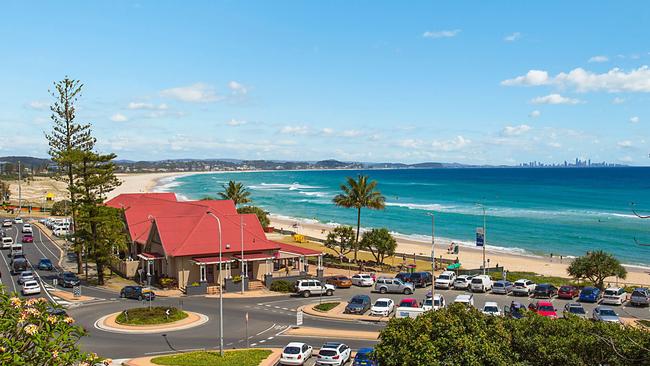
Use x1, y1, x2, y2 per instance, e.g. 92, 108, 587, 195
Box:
370, 298, 395, 316
351, 273, 375, 287
21, 224, 32, 234
326, 276, 352, 289
579, 286, 601, 303
482, 301, 502, 316
558, 285, 580, 299
22, 234, 33, 243
9, 243, 23, 257
504, 301, 526, 319
280, 342, 312, 366
422, 293, 446, 311
434, 271, 456, 289
534, 284, 558, 299
528, 301, 558, 318
453, 275, 473, 290
512, 279, 536, 296
316, 342, 351, 366
57, 271, 80, 288
374, 277, 414, 294
22, 280, 41, 296
563, 303, 588, 319
492, 280, 513, 295
37, 258, 54, 271
18, 270, 35, 285
11, 258, 28, 275
294, 279, 335, 298
592, 305, 621, 323
120, 286, 155, 300
630, 288, 650, 307
13, 217, 23, 224
395, 272, 412, 283
1, 236, 13, 249
409, 271, 433, 288
601, 287, 628, 306
397, 298, 419, 308
470, 275, 493, 293
344, 295, 371, 315
2, 219, 11, 228
353, 347, 377, 366
454, 294, 474, 307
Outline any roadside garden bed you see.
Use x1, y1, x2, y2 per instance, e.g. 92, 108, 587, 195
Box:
151, 349, 272, 366
115, 306, 188, 325
314, 302, 340, 312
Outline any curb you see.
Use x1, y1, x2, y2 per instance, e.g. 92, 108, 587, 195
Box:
32, 222, 65, 268
299, 303, 390, 323
94, 311, 209, 334
122, 348, 281, 366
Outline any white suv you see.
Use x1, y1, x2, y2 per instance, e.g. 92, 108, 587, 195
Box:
22, 224, 32, 234
470, 275, 493, 293
1, 237, 13, 249
294, 279, 335, 298
351, 273, 374, 287
602, 287, 628, 305
512, 279, 536, 296
316, 342, 351, 366
434, 271, 456, 289
453, 275, 473, 290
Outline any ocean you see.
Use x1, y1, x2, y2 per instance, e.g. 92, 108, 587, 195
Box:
157, 168, 650, 267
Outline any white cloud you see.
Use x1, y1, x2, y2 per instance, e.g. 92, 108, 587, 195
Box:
280, 125, 309, 135
160, 83, 221, 103
110, 113, 128, 122
27, 101, 48, 110
501, 70, 550, 86
340, 130, 363, 138
531, 94, 581, 105
398, 139, 421, 148
618, 140, 633, 148
529, 110, 541, 118
504, 32, 521, 42
226, 119, 247, 126
501, 124, 532, 136
547, 142, 562, 148
612, 97, 625, 104
431, 136, 471, 151
128, 102, 169, 110
504, 66, 650, 93
630, 116, 640, 123
619, 156, 634, 163
321, 128, 334, 136
422, 29, 461, 39
588, 55, 609, 63
228, 81, 248, 95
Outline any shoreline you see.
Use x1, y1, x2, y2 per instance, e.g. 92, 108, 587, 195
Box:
114, 171, 650, 285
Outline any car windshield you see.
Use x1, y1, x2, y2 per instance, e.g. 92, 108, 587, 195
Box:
350, 298, 364, 304
632, 290, 647, 297
604, 290, 617, 296
438, 275, 450, 280
471, 278, 482, 284
600, 309, 617, 317
400, 301, 414, 307
41, 259, 52, 263
361, 275, 371, 279
582, 289, 594, 295
283, 347, 301, 354
63, 273, 77, 279
355, 353, 369, 360
22, 271, 33, 276
494, 283, 504, 287
374, 301, 389, 307
423, 299, 432, 306
514, 282, 525, 287
539, 305, 554, 312
319, 350, 337, 357
484, 306, 498, 313
569, 307, 586, 314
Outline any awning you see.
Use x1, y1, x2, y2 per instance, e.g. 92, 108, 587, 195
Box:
233, 253, 277, 261
192, 256, 234, 265
275, 242, 322, 257
138, 252, 165, 260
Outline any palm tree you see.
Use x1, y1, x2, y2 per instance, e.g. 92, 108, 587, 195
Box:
218, 180, 252, 206
333, 175, 385, 261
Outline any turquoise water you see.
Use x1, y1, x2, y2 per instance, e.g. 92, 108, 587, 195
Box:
159, 168, 650, 266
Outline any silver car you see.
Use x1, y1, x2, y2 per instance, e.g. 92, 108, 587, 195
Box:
492, 280, 513, 295
374, 277, 414, 295
592, 306, 621, 323
563, 303, 587, 319
630, 288, 650, 307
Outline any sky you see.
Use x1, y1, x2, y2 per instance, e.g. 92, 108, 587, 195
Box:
1, 1, 649, 165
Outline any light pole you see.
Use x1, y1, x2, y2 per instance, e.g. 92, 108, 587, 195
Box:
240, 215, 245, 294
206, 211, 224, 357
426, 212, 435, 299
476, 203, 487, 275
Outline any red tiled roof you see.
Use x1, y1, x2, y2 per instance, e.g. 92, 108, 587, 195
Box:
276, 242, 323, 256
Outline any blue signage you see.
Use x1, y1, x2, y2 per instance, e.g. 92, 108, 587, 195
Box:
476, 228, 484, 247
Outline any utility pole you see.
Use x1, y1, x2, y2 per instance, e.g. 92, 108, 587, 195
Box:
18, 161, 22, 214
240, 215, 245, 294
206, 211, 224, 357
426, 212, 435, 299
476, 204, 487, 275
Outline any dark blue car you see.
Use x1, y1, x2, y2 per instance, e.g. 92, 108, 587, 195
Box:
579, 286, 601, 303
37, 258, 54, 271
353, 347, 377, 366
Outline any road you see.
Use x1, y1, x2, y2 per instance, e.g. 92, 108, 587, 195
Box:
3, 216, 650, 361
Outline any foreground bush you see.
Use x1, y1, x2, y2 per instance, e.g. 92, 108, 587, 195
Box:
0, 287, 105, 365
270, 280, 293, 292
374, 304, 650, 366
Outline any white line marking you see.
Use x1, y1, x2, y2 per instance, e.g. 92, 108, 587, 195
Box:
255, 323, 277, 336
259, 340, 266, 343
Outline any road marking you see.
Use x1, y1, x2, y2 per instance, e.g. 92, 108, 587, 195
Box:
144, 348, 204, 356
267, 336, 274, 340
250, 343, 257, 347
255, 323, 277, 336
0, 241, 17, 293
259, 340, 266, 343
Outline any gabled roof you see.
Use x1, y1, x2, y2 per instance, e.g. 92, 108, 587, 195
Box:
276, 242, 322, 256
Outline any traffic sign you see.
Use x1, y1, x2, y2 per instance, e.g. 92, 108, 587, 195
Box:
72, 286, 81, 298
296, 310, 303, 326
476, 228, 484, 247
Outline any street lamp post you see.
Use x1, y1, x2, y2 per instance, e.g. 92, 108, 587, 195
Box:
426, 212, 435, 299
240, 215, 245, 295
476, 204, 487, 275
206, 211, 224, 357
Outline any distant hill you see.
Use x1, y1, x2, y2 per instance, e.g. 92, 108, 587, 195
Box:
0, 156, 52, 166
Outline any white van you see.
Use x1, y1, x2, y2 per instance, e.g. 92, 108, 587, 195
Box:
470, 275, 493, 293
2, 237, 13, 249
10, 243, 23, 257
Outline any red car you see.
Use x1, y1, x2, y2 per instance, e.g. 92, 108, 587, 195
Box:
398, 298, 419, 308
22, 234, 33, 243
528, 301, 557, 318
558, 285, 580, 299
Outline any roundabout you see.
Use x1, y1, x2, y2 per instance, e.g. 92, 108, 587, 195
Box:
94, 309, 209, 334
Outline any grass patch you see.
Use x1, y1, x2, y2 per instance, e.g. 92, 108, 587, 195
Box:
115, 306, 188, 325
151, 349, 271, 366
490, 271, 576, 288
638, 320, 650, 329
314, 302, 340, 312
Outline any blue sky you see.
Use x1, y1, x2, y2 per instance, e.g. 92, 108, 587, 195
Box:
1, 1, 649, 165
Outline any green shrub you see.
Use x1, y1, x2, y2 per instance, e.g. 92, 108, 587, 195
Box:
270, 280, 293, 293
314, 302, 340, 312
116, 306, 188, 325
232, 275, 242, 283
151, 349, 271, 366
